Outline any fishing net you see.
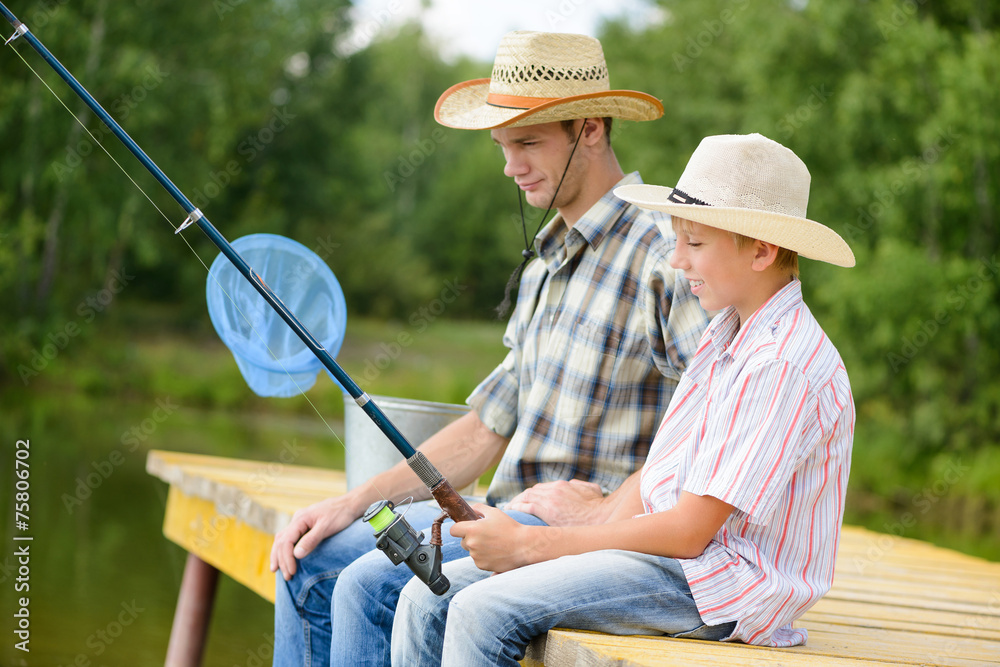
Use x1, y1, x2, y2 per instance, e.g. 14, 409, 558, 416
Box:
206, 233, 347, 397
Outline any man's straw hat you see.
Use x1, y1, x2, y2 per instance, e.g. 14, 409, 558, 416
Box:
435, 31, 663, 130
615, 134, 856, 267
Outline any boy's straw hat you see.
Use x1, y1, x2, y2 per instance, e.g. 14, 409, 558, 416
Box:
615, 134, 855, 267
435, 31, 663, 130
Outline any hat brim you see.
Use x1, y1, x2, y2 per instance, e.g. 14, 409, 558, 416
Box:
615, 184, 856, 268
435, 78, 664, 130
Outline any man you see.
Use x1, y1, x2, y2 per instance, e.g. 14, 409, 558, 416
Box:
271, 30, 708, 666
393, 133, 857, 666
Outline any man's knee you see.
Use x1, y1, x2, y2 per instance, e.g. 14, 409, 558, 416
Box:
335, 557, 377, 600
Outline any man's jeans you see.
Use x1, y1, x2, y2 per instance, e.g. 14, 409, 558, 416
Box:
273, 500, 545, 667
392, 550, 736, 667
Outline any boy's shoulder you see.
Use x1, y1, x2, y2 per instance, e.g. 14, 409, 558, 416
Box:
759, 297, 847, 389
738, 284, 847, 389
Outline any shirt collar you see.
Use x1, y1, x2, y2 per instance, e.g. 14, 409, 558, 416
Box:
534, 171, 643, 268
707, 279, 804, 358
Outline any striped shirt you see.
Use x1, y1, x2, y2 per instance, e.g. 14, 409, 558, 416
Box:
640, 280, 855, 647
470, 172, 709, 504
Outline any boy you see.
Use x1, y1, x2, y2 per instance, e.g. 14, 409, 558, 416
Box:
392, 133, 857, 666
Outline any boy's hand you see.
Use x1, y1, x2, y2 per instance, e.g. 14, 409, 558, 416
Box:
451, 504, 549, 573
505, 479, 606, 526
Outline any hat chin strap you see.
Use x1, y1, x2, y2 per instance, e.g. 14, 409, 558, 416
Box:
495, 119, 588, 318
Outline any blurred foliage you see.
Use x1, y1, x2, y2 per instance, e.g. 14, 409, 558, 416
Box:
1, 0, 998, 512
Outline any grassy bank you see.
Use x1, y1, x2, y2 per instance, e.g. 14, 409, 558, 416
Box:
7, 305, 507, 420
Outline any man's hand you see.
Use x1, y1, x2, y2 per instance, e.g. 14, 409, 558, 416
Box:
269, 496, 361, 580
450, 504, 548, 573
505, 479, 607, 526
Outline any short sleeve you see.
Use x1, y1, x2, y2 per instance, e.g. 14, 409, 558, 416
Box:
467, 348, 520, 438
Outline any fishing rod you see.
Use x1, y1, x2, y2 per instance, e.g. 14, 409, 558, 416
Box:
1, 2, 478, 592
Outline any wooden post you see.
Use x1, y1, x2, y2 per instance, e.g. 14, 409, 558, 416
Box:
165, 553, 220, 667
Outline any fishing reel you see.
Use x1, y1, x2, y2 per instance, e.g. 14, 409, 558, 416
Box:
363, 500, 450, 596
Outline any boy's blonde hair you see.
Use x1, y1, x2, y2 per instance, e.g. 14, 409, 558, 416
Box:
673, 217, 800, 278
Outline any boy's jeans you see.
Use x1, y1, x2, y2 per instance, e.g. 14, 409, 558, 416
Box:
393, 550, 736, 667
273, 500, 545, 667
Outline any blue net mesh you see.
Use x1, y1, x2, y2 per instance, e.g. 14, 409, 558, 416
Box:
205, 233, 347, 397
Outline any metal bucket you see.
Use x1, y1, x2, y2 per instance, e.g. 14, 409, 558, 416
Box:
343, 393, 471, 491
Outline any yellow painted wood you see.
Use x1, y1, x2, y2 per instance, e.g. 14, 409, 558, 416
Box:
149, 449, 348, 536
150, 450, 350, 603
162, 486, 280, 602
147, 450, 1000, 667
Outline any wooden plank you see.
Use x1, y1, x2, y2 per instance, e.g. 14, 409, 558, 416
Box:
162, 486, 278, 602
834, 552, 1000, 580
831, 564, 1000, 591
803, 598, 1000, 640
805, 623, 1000, 666
148, 449, 347, 535
836, 527, 997, 570
148, 449, 485, 533
535, 624, 1000, 667
828, 575, 1000, 608
536, 630, 887, 667
147, 450, 348, 490
822, 587, 998, 617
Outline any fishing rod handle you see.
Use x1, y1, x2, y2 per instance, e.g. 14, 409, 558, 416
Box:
407, 451, 480, 522
430, 480, 481, 523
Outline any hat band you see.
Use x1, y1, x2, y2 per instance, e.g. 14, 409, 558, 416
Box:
667, 188, 711, 206
486, 92, 558, 110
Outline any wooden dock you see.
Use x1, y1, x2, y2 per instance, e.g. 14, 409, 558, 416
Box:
147, 449, 1000, 666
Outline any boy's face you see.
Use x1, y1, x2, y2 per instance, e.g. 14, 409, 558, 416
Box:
490, 121, 585, 211
669, 218, 758, 316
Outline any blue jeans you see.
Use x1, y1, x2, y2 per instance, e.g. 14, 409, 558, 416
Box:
392, 550, 737, 667
273, 500, 545, 667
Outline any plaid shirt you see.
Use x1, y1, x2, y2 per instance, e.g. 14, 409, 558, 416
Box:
470, 172, 709, 504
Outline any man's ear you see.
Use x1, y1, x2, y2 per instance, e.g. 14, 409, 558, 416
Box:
751, 240, 780, 272
580, 117, 606, 147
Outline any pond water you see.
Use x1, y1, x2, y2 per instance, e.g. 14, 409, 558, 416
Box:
1, 392, 347, 667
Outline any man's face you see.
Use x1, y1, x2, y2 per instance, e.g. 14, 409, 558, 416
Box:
490, 121, 587, 211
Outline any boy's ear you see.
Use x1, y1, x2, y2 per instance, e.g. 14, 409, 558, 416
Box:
751, 240, 780, 272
